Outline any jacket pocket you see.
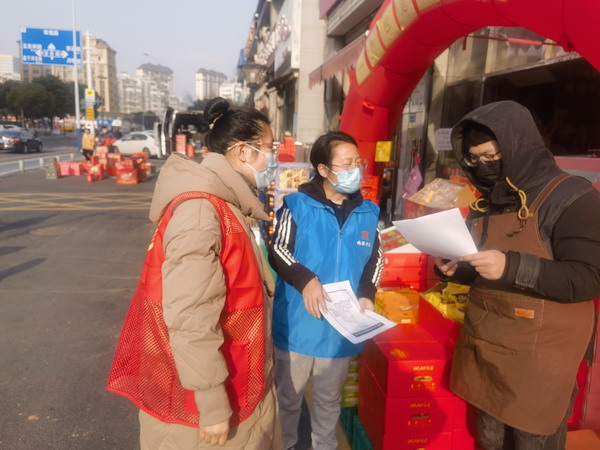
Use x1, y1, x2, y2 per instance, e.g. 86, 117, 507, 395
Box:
222, 339, 250, 411
465, 287, 543, 355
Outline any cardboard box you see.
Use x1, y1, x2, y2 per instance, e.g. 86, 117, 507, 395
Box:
359, 363, 455, 433
378, 432, 453, 450
374, 289, 420, 324
116, 160, 135, 171
373, 324, 436, 344
362, 339, 452, 398
380, 226, 408, 252
419, 287, 463, 351
452, 428, 476, 449
70, 162, 84, 176
363, 324, 435, 375
453, 397, 474, 431
87, 164, 105, 183
132, 152, 148, 162
176, 134, 187, 154
95, 145, 109, 153
58, 162, 71, 177
117, 169, 138, 185
404, 178, 475, 219
359, 364, 456, 450
582, 393, 600, 430
380, 252, 428, 290
141, 162, 152, 178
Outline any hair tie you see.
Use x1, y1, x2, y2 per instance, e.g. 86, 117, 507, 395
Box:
209, 113, 223, 130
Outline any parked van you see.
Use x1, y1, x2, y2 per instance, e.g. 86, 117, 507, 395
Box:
156, 107, 208, 158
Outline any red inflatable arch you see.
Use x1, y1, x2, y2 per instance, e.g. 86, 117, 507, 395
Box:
339, 0, 600, 173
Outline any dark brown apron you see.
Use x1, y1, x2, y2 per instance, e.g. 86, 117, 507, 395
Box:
450, 174, 595, 435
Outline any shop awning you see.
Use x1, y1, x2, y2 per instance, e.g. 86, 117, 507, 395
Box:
267, 70, 298, 89
308, 35, 366, 89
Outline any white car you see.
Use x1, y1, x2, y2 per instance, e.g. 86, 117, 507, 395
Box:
112, 131, 160, 158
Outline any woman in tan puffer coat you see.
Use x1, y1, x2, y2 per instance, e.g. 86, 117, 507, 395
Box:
109, 97, 282, 450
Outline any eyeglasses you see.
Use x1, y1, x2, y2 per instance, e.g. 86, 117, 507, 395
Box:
246, 142, 279, 159
329, 158, 368, 172
249, 141, 280, 153
462, 150, 502, 167
227, 141, 280, 158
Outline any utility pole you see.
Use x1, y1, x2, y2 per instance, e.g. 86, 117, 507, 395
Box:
85, 30, 95, 134
72, 0, 81, 152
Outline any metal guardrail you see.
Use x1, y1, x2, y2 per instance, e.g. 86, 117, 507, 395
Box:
0, 153, 81, 177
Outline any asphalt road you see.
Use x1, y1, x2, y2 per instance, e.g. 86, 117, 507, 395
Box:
0, 167, 157, 449
0, 135, 81, 177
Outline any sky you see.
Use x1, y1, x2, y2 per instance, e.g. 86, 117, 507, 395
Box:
1, 0, 259, 99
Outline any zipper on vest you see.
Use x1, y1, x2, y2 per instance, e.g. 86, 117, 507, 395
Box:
335, 228, 343, 281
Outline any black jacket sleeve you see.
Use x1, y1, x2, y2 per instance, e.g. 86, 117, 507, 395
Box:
357, 229, 384, 301
434, 261, 479, 285
268, 203, 316, 294
503, 189, 600, 302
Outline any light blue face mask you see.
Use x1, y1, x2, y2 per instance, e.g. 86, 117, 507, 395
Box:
245, 145, 279, 189
327, 167, 363, 194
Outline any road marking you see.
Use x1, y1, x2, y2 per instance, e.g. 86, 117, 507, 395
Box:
0, 193, 153, 211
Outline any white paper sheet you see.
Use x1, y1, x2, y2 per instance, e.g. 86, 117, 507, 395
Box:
392, 208, 478, 260
320, 281, 396, 344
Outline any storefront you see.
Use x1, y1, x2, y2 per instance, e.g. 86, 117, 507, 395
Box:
339, 0, 600, 221
332, 2, 600, 447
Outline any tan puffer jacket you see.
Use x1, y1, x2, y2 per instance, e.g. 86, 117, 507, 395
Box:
149, 152, 275, 427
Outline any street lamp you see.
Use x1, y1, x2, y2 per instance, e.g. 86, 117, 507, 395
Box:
143, 52, 162, 66
240, 62, 266, 108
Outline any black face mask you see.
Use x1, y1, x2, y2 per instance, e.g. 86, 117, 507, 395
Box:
474, 160, 502, 186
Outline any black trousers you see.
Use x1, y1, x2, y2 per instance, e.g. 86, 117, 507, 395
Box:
82, 150, 94, 161
476, 385, 577, 450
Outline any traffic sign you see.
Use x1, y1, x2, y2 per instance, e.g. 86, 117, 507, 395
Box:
85, 89, 96, 106
20, 27, 82, 66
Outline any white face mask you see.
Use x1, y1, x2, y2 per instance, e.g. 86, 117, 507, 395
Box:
245, 144, 278, 189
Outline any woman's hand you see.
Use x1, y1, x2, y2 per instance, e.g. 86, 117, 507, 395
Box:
358, 297, 374, 314
461, 250, 506, 280
434, 257, 458, 277
302, 277, 330, 319
199, 419, 229, 446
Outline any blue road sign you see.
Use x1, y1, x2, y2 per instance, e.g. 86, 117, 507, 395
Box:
20, 27, 82, 66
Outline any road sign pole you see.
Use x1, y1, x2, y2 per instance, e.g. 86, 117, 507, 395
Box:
85, 31, 95, 134
72, 0, 81, 153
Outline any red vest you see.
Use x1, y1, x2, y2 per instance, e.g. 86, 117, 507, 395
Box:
107, 192, 265, 427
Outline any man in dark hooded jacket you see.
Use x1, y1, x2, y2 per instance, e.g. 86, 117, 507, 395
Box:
436, 100, 600, 449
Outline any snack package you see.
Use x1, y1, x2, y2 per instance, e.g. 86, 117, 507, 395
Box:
422, 282, 470, 323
